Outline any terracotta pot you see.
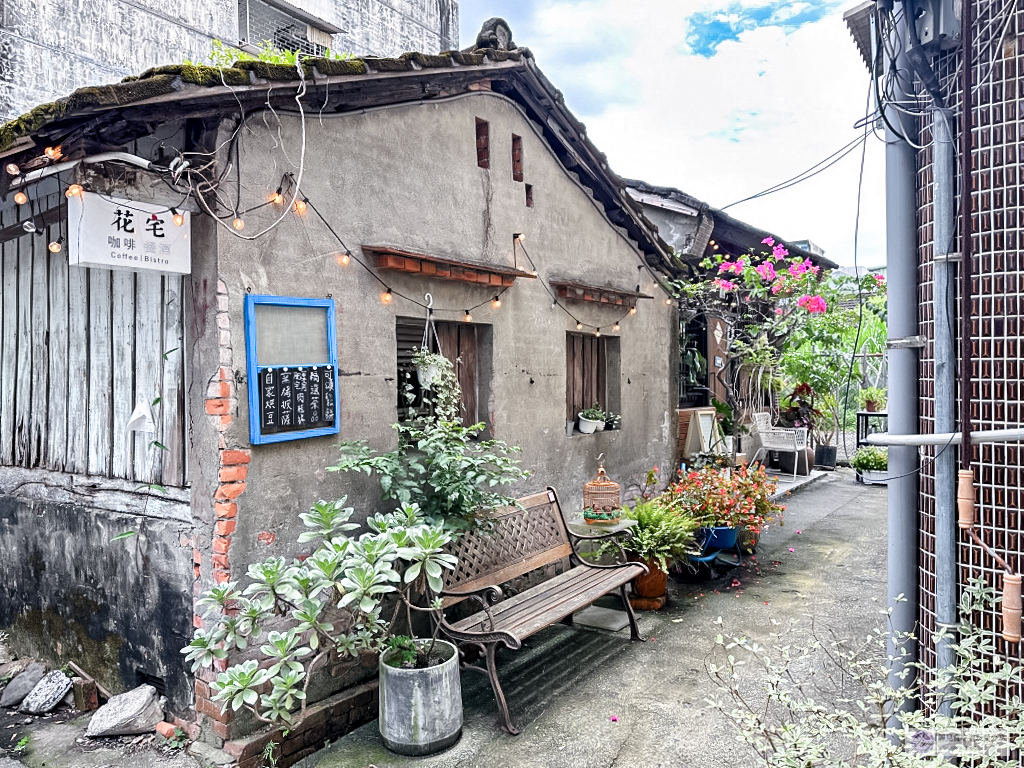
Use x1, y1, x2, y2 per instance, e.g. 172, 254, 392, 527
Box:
865, 401, 878, 412
630, 557, 667, 598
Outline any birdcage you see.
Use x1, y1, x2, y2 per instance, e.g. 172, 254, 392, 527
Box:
583, 459, 620, 514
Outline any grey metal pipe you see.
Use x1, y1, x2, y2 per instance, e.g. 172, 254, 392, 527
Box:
885, 0, 921, 713
867, 426, 1024, 446
931, 108, 957, 703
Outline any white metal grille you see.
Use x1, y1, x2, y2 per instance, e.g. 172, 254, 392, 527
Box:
915, 0, 1024, 710
237, 0, 327, 57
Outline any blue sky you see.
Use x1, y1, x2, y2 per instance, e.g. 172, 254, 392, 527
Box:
457, 1, 883, 267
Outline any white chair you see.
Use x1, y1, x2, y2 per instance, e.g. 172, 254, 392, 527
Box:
750, 412, 808, 482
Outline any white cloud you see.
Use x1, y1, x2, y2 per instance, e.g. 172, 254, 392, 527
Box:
518, 1, 885, 267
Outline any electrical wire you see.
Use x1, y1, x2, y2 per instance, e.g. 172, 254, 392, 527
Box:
720, 133, 868, 210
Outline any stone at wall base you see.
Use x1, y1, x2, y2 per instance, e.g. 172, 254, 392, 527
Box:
86, 684, 163, 737
0, 662, 45, 708
629, 594, 667, 611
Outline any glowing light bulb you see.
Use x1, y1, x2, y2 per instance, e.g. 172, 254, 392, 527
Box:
463, 310, 473, 322
65, 184, 83, 198
491, 296, 502, 309
612, 323, 620, 332
514, 233, 525, 242
44, 146, 61, 159
5, 163, 20, 176
293, 199, 307, 215
172, 209, 184, 227
576, 322, 583, 330
595, 328, 601, 337
709, 239, 716, 245
713, 244, 719, 250
665, 298, 673, 305
271, 190, 283, 204
381, 290, 393, 305
232, 217, 245, 231
335, 251, 350, 267
629, 307, 637, 315
13, 191, 27, 205
48, 238, 63, 253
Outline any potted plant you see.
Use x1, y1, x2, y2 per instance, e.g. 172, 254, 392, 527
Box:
578, 403, 606, 434
582, 506, 621, 526
183, 501, 466, 756
858, 386, 887, 413
412, 347, 443, 391
669, 465, 783, 553
812, 392, 839, 470
851, 446, 888, 484
604, 411, 621, 431
617, 498, 699, 602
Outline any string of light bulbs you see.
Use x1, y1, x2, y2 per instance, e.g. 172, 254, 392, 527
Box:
6, 146, 671, 337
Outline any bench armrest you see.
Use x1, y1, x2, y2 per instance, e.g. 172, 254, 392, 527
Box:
568, 531, 648, 574
439, 584, 504, 634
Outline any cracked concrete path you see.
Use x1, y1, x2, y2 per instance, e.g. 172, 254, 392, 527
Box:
307, 470, 888, 768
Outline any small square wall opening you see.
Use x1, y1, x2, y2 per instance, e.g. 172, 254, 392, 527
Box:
525, 184, 534, 208
512, 134, 523, 182
476, 118, 490, 169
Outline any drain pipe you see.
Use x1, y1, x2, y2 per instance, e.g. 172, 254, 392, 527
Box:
883, 0, 921, 709
931, 108, 957, 709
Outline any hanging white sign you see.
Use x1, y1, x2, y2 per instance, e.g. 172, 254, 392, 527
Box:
67, 191, 191, 274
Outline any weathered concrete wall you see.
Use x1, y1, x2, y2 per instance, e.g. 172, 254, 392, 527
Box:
211, 92, 677, 575
0, 1, 459, 121
300, 0, 459, 56
0, 0, 236, 120
0, 471, 195, 712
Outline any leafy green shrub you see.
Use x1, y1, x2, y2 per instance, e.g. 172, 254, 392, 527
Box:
709, 579, 1024, 767
618, 499, 699, 571
851, 446, 887, 472
331, 352, 528, 532
183, 502, 458, 725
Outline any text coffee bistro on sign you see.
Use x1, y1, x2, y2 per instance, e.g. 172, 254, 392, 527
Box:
68, 191, 191, 274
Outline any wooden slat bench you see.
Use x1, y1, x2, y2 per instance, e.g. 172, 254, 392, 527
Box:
438, 487, 646, 734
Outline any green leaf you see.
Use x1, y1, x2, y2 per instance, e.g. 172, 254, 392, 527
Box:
111, 531, 136, 542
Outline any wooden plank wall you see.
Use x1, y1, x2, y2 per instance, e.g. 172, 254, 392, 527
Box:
0, 212, 187, 487
566, 332, 607, 421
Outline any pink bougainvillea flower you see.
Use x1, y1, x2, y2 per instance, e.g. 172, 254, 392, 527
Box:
610, 716, 619, 722
873, 273, 886, 283
712, 278, 737, 291
772, 243, 789, 259
806, 295, 827, 313
775, 308, 783, 315
730, 578, 742, 588
788, 547, 795, 552
756, 261, 777, 281
761, 236, 775, 246
797, 294, 811, 308
770, 282, 784, 294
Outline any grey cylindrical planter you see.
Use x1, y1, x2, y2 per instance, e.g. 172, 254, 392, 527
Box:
379, 639, 462, 756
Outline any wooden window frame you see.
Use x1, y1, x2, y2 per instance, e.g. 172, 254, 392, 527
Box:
566, 332, 607, 423
397, 317, 489, 430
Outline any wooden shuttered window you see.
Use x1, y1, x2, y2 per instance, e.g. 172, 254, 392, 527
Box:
396, 317, 481, 425
0, 217, 187, 487
566, 332, 606, 421
511, 134, 523, 182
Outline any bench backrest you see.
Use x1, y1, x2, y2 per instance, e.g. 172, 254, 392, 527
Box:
444, 487, 572, 604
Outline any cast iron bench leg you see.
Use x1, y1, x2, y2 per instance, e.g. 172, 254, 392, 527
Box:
484, 642, 521, 735
620, 583, 645, 642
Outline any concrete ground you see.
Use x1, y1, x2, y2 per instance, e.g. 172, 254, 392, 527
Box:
306, 469, 888, 768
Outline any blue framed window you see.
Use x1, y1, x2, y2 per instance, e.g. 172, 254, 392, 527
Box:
244, 294, 339, 445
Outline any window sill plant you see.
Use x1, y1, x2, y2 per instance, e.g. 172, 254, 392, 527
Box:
578, 403, 606, 434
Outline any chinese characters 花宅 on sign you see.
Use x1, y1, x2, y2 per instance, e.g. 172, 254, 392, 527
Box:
67, 191, 191, 274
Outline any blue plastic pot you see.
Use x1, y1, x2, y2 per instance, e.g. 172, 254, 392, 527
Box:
701, 526, 738, 550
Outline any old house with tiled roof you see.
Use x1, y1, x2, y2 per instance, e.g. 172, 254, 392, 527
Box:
0, 22, 679, 757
